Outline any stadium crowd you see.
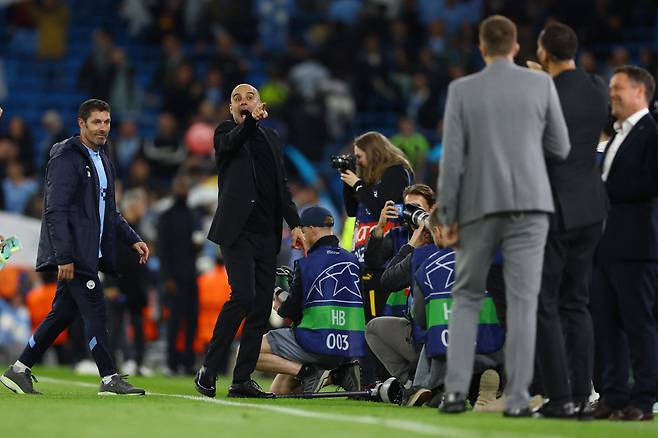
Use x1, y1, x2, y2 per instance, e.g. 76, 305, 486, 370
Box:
0, 0, 657, 420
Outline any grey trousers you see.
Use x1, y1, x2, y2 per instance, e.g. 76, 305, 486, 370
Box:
444, 212, 548, 411
365, 317, 419, 383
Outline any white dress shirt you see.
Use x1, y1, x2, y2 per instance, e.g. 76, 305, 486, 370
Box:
602, 107, 649, 181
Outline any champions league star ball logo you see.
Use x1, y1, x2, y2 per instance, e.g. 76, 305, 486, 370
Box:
422, 250, 456, 292
306, 262, 362, 304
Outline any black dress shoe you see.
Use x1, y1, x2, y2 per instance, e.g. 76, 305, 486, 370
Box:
228, 379, 275, 398
503, 407, 534, 418
534, 400, 575, 419
439, 392, 468, 413
194, 366, 216, 398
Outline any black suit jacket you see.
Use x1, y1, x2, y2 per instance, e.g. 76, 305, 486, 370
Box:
207, 115, 300, 251
597, 113, 658, 261
547, 69, 609, 231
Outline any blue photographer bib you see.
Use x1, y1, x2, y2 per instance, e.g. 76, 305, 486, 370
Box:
407, 243, 438, 344
414, 248, 505, 358
295, 245, 367, 357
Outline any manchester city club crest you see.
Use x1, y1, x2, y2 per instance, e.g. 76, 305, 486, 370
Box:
306, 261, 361, 305
86, 280, 96, 290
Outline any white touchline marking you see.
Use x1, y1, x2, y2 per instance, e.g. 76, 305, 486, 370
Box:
39, 377, 564, 438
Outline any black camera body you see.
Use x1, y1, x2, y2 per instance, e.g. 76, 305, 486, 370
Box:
402, 203, 430, 229
331, 154, 357, 172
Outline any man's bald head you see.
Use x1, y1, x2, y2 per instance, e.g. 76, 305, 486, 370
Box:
229, 83, 262, 124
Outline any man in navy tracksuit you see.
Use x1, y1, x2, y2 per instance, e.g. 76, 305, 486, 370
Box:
0, 99, 149, 396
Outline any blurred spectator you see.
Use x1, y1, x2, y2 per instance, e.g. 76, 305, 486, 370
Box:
38, 109, 68, 172
113, 119, 144, 178
151, 34, 189, 92
142, 112, 186, 188
203, 67, 224, 110
195, 253, 236, 375
77, 29, 115, 101
407, 72, 441, 130
30, 0, 69, 60
2, 160, 38, 214
106, 188, 152, 376
390, 116, 429, 177
0, 137, 19, 181
258, 66, 290, 118
207, 31, 248, 91
354, 34, 396, 110
150, 0, 184, 42
157, 175, 202, 375
578, 50, 598, 74
256, 0, 293, 54
119, 0, 154, 38
320, 73, 356, 143
109, 48, 141, 117
6, 115, 35, 176
162, 63, 203, 126
328, 0, 363, 25
124, 157, 152, 191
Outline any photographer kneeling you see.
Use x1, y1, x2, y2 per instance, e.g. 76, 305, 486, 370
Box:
365, 185, 438, 406
256, 207, 365, 395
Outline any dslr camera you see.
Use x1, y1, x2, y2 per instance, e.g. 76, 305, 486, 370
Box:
330, 154, 356, 173
401, 204, 429, 229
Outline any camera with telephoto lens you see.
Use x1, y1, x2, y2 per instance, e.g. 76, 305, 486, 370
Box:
330, 154, 356, 173
401, 203, 430, 229
369, 377, 403, 404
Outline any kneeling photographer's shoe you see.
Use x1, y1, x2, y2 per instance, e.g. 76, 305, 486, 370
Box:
296, 365, 330, 393
402, 386, 433, 407
330, 361, 361, 392
228, 379, 275, 398
439, 392, 468, 413
1, 366, 41, 395
194, 366, 216, 398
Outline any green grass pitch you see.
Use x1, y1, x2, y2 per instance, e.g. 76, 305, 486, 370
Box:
1, 367, 656, 438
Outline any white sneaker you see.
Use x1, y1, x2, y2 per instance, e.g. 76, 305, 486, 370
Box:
138, 366, 154, 377
122, 360, 137, 376
74, 360, 98, 376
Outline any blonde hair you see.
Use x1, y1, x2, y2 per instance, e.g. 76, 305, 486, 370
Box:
354, 131, 412, 185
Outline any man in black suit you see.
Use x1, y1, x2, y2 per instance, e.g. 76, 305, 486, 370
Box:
527, 23, 609, 418
590, 66, 658, 421
195, 84, 306, 398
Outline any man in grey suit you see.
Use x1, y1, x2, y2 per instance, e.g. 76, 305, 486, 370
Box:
437, 15, 570, 416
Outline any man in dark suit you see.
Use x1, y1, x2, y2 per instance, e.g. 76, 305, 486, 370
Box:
591, 65, 658, 421
527, 23, 609, 419
195, 84, 306, 398
1, 99, 149, 396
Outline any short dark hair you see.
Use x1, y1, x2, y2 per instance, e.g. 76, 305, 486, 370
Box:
428, 205, 441, 229
403, 184, 436, 208
614, 65, 656, 105
539, 22, 578, 61
479, 15, 517, 57
78, 99, 111, 122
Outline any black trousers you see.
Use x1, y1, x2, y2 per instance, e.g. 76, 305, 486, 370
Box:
536, 221, 602, 404
590, 259, 658, 413
204, 231, 277, 383
19, 273, 116, 377
166, 281, 199, 371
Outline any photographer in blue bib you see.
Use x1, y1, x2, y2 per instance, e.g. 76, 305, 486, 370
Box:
410, 208, 505, 410
364, 185, 436, 405
255, 207, 364, 394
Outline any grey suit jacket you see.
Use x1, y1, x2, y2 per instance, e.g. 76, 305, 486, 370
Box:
438, 59, 570, 226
